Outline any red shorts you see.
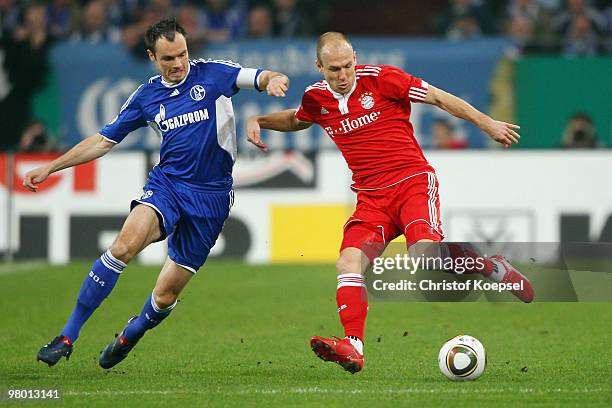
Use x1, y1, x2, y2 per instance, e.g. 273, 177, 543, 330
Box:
341, 172, 444, 260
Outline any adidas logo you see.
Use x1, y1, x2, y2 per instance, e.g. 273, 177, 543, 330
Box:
170, 89, 180, 97
321, 107, 329, 115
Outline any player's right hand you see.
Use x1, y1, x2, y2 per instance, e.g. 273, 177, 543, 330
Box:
22, 165, 51, 192
246, 117, 268, 152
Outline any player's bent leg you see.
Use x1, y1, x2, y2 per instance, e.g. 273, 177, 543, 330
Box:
100, 187, 228, 369
109, 204, 164, 264
38, 205, 164, 367
409, 239, 535, 303
436, 243, 534, 302
99, 259, 193, 369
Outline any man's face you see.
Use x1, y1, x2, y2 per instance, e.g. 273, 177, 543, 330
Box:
148, 33, 189, 84
316, 43, 356, 95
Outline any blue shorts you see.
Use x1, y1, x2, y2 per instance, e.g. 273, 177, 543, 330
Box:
131, 168, 233, 273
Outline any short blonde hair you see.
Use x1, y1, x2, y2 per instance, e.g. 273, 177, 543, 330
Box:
316, 32, 352, 63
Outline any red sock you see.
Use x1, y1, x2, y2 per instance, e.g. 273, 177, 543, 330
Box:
336, 273, 368, 341
446, 243, 495, 276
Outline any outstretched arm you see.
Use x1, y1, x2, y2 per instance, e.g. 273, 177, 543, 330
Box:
257, 71, 290, 97
246, 109, 312, 151
424, 85, 520, 148
23, 133, 115, 192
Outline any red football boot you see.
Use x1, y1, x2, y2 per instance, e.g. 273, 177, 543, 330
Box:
490, 255, 535, 303
310, 336, 364, 374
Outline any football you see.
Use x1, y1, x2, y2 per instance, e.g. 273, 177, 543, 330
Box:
438, 335, 486, 381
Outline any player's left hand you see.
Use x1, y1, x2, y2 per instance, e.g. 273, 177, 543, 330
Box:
266, 75, 289, 97
246, 116, 268, 152
484, 120, 521, 148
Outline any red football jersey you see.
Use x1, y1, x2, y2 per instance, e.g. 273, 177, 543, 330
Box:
295, 64, 434, 190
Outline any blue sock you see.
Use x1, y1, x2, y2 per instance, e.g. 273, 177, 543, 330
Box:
61, 250, 126, 342
123, 293, 176, 343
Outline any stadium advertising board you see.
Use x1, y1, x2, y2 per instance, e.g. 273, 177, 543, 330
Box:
2, 151, 611, 264
0, 153, 145, 263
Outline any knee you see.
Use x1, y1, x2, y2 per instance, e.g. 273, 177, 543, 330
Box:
336, 255, 362, 276
153, 290, 178, 310
109, 237, 138, 264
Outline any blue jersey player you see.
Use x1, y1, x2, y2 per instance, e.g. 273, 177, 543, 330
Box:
23, 19, 290, 369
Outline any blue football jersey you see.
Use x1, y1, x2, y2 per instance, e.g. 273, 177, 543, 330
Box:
100, 59, 262, 191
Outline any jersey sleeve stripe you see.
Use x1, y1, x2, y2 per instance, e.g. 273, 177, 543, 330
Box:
305, 85, 327, 92
304, 80, 328, 93
208, 58, 243, 68
409, 87, 428, 96
306, 82, 327, 88
409, 92, 426, 101
119, 84, 145, 113
192, 58, 243, 68
409, 91, 427, 99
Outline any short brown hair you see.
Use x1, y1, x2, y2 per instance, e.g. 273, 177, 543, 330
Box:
145, 18, 188, 54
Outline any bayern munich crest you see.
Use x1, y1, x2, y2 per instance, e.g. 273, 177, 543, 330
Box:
359, 92, 375, 109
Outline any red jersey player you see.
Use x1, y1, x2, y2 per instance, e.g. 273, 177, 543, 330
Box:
246, 32, 534, 374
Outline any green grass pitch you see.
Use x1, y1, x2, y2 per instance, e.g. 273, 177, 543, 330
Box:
1, 261, 610, 407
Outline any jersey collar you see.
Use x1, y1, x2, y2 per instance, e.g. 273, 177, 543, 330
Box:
324, 77, 357, 99
325, 78, 357, 115
160, 64, 191, 88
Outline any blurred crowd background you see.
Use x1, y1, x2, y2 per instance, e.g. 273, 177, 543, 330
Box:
2, 0, 611, 53
0, 0, 610, 152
